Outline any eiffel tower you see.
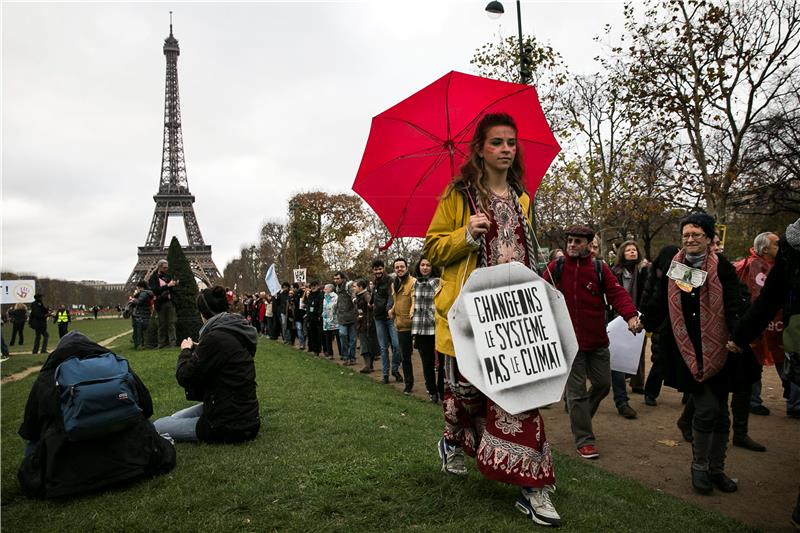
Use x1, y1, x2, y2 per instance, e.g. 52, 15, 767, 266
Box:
126, 18, 221, 289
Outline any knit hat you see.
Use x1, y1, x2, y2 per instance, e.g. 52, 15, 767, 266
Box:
680, 213, 716, 239
197, 286, 229, 320
565, 225, 595, 240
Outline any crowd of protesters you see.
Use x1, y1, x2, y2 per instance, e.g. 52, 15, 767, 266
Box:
232, 257, 446, 403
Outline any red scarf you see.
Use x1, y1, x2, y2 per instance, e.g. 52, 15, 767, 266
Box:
667, 250, 729, 382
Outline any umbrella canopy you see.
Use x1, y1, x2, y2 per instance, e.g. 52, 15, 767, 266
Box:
353, 71, 560, 243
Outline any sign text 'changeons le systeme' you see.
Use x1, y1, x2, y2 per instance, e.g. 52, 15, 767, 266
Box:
467, 280, 566, 393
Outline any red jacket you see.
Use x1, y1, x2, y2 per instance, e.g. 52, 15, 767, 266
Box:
542, 254, 638, 351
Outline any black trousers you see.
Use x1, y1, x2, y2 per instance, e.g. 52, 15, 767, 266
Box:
397, 330, 414, 385
307, 318, 323, 354
32, 326, 49, 354
57, 323, 69, 338
415, 334, 437, 395
10, 323, 24, 345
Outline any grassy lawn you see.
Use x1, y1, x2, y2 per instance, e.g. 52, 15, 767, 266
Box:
1, 339, 755, 532
2, 318, 132, 378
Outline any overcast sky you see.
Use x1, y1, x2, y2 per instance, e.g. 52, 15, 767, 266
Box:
2, 1, 624, 283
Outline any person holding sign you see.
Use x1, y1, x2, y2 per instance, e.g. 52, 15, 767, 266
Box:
640, 213, 759, 495
423, 113, 561, 527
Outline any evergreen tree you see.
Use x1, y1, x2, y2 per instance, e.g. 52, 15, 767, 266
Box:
166, 236, 203, 342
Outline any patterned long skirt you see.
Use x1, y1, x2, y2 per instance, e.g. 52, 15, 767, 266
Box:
442, 354, 555, 488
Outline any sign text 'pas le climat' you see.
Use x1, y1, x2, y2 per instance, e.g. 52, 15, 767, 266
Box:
467, 280, 567, 393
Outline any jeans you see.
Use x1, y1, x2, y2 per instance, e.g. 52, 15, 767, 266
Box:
374, 318, 400, 377
566, 347, 611, 447
776, 362, 800, 413
294, 320, 306, 347
153, 403, 202, 442
338, 322, 358, 361
281, 313, 291, 343
611, 370, 630, 408
132, 316, 151, 348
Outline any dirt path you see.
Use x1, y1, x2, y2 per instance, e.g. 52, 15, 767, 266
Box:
1, 330, 132, 385
311, 342, 797, 532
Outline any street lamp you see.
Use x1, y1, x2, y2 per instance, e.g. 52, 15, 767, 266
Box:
485, 0, 529, 85
486, 0, 541, 264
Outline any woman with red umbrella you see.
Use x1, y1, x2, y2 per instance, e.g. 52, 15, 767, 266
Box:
423, 113, 560, 527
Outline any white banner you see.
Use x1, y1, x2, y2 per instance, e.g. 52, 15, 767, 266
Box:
264, 264, 281, 296
0, 279, 36, 303
293, 268, 307, 284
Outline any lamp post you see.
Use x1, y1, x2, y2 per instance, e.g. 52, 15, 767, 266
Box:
485, 0, 529, 85
485, 0, 541, 264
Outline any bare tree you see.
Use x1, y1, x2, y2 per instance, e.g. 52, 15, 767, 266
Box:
622, 0, 800, 222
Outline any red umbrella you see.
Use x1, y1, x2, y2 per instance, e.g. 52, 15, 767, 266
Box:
353, 71, 560, 246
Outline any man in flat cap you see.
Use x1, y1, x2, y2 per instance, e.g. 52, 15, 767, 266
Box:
542, 225, 642, 459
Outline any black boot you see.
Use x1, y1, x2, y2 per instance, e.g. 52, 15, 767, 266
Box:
732, 434, 766, 452
691, 468, 713, 494
710, 472, 737, 493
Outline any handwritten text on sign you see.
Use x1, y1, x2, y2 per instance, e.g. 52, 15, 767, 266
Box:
468, 280, 566, 392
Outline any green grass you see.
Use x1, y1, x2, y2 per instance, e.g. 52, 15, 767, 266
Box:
2, 318, 132, 378
1, 339, 755, 533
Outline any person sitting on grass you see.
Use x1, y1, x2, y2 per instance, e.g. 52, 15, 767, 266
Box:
17, 331, 176, 498
154, 285, 261, 443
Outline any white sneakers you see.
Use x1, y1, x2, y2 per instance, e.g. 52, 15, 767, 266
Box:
437, 438, 561, 527
516, 486, 562, 527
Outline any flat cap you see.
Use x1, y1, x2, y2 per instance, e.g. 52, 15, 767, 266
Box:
565, 225, 595, 240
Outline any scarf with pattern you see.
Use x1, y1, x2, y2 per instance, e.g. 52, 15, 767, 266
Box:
667, 249, 729, 382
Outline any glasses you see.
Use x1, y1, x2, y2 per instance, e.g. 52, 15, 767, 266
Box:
681, 232, 707, 241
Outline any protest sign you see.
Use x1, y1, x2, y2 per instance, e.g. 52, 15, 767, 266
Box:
264, 264, 281, 295
607, 315, 645, 374
0, 279, 36, 304
448, 262, 577, 414
293, 268, 307, 284
467, 281, 567, 393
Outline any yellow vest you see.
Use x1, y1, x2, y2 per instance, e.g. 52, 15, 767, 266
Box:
57, 310, 69, 323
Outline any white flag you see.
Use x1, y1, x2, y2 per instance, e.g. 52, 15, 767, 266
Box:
264, 264, 281, 296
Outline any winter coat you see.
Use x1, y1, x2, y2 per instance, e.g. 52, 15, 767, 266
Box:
133, 289, 154, 320
423, 187, 532, 356
305, 290, 324, 321
176, 313, 260, 443
355, 290, 372, 333
371, 275, 393, 320
29, 300, 49, 330
17, 332, 176, 498
334, 281, 356, 325
641, 253, 759, 394
149, 272, 175, 311
9, 307, 27, 325
733, 235, 800, 348
390, 275, 416, 332
542, 255, 638, 351
322, 292, 338, 331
